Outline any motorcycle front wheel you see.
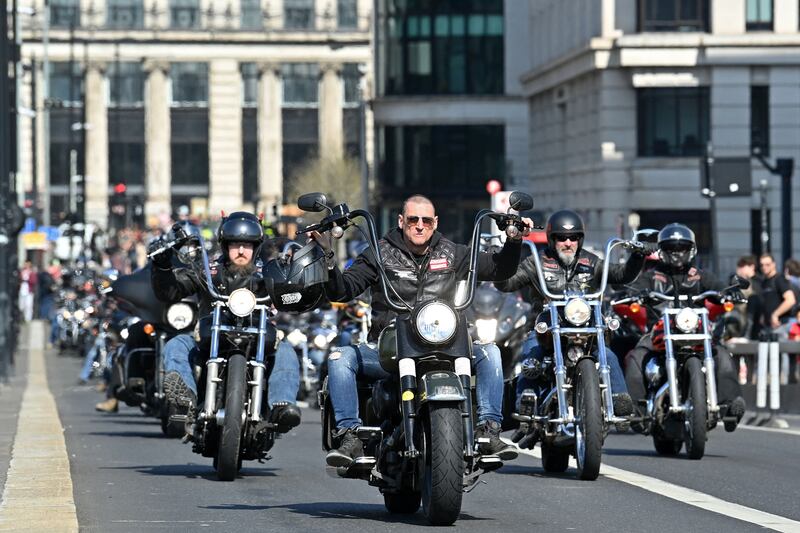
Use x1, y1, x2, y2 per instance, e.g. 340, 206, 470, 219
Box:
421, 402, 464, 526
683, 357, 707, 460
574, 358, 602, 480
216, 353, 247, 481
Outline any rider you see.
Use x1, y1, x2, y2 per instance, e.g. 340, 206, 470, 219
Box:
312, 194, 529, 467
495, 209, 647, 418
151, 212, 301, 433
624, 223, 746, 432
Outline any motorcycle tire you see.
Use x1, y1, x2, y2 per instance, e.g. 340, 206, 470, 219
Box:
421, 402, 464, 526
652, 433, 682, 456
541, 441, 569, 473
384, 490, 422, 514
216, 353, 247, 481
683, 357, 707, 460
574, 358, 603, 480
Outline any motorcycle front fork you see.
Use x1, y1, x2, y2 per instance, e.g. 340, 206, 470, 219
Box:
663, 315, 719, 415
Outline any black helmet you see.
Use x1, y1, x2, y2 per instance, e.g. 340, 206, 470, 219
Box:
218, 212, 264, 247
545, 209, 585, 252
657, 223, 696, 269
263, 242, 328, 313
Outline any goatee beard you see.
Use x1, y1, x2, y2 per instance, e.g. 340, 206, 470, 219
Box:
229, 262, 256, 277
558, 250, 576, 266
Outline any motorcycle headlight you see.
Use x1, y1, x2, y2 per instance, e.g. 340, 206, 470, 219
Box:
564, 298, 591, 326
415, 302, 457, 344
286, 329, 307, 347
675, 308, 699, 333
167, 302, 195, 330
474, 319, 498, 343
62, 310, 72, 319
514, 315, 527, 329
120, 328, 129, 340
228, 288, 257, 317
74, 310, 86, 321
313, 334, 329, 349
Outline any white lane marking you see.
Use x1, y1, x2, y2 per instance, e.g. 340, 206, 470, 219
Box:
739, 425, 800, 437
0, 322, 79, 531
508, 441, 800, 533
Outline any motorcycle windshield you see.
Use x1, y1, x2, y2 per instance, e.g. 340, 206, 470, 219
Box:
471, 284, 505, 317
111, 265, 168, 326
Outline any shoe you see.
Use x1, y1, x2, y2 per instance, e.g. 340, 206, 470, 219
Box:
612, 393, 634, 417
270, 402, 301, 432
724, 396, 746, 433
326, 428, 364, 467
95, 397, 118, 413
475, 420, 518, 461
163, 372, 197, 410
95, 382, 108, 393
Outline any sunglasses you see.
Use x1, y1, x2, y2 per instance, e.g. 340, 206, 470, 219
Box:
405, 216, 435, 227
554, 234, 581, 243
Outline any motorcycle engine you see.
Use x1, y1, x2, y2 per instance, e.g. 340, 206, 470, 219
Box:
371, 379, 397, 421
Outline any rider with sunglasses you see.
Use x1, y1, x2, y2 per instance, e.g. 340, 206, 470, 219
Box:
495, 209, 647, 421
311, 194, 532, 467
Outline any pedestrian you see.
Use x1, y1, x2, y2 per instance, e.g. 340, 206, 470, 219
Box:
18, 260, 37, 322
758, 254, 795, 336
37, 267, 55, 320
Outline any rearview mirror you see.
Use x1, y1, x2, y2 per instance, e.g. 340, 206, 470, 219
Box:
297, 193, 328, 213
735, 275, 750, 290
634, 228, 659, 243
508, 191, 534, 212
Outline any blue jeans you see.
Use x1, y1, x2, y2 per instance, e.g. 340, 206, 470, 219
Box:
328, 342, 504, 430
163, 334, 299, 407
79, 336, 103, 381
516, 342, 627, 403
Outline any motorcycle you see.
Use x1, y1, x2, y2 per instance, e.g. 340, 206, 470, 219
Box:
303, 190, 534, 525
511, 237, 642, 480
610, 281, 746, 459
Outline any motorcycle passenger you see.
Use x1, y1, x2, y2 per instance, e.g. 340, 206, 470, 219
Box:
312, 194, 529, 466
495, 209, 646, 417
624, 223, 746, 432
151, 213, 301, 433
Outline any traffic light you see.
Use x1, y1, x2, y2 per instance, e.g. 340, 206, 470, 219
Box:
110, 183, 127, 217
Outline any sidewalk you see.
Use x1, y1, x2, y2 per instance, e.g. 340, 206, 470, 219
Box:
0, 323, 29, 497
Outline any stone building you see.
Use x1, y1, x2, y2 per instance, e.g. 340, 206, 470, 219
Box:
18, 0, 372, 229
522, 0, 800, 270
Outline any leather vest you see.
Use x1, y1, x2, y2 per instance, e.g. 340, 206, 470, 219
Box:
539, 249, 600, 295
649, 266, 702, 296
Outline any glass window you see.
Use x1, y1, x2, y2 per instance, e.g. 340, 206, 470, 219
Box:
108, 109, 146, 186
108, 62, 144, 106
342, 63, 362, 105
241, 0, 263, 30
637, 87, 710, 157
50, 0, 81, 29
171, 109, 209, 186
242, 108, 258, 202
106, 0, 144, 29
49, 62, 84, 106
746, 0, 773, 31
282, 108, 319, 190
49, 109, 85, 187
284, 0, 315, 29
241, 62, 259, 106
282, 63, 319, 105
385, 0, 503, 96
338, 0, 358, 28
170, 0, 201, 29
751, 86, 770, 156
170, 62, 208, 105
639, 0, 709, 32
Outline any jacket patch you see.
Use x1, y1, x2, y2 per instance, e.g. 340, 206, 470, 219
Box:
578, 257, 591, 266
429, 258, 449, 271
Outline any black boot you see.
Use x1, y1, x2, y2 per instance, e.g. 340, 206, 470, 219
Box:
326, 427, 364, 467
724, 396, 746, 432
270, 402, 301, 432
612, 393, 634, 417
475, 420, 518, 461
164, 371, 196, 413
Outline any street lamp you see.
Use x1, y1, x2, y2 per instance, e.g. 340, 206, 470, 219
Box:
752, 145, 794, 264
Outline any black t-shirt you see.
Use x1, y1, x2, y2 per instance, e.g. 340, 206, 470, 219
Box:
760, 274, 792, 324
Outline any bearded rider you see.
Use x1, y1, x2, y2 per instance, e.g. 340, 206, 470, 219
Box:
495, 209, 647, 417
623, 223, 746, 432
150, 212, 301, 435
311, 194, 531, 467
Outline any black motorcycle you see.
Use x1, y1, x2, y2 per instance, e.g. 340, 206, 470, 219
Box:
301, 191, 533, 525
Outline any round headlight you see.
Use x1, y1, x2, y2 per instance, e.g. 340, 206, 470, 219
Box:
313, 334, 328, 349
474, 319, 498, 343
675, 308, 699, 333
74, 310, 86, 321
564, 298, 591, 326
167, 302, 195, 330
415, 302, 458, 344
228, 288, 257, 317
286, 329, 307, 347
62, 310, 72, 319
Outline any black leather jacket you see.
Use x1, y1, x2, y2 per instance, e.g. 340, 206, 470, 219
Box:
325, 227, 522, 341
495, 247, 645, 305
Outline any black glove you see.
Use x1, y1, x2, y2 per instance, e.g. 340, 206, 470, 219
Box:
170, 223, 190, 244
643, 242, 659, 255
148, 239, 172, 268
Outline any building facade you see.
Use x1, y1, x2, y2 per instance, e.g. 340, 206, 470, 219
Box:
523, 0, 800, 271
371, 0, 531, 240
18, 0, 372, 229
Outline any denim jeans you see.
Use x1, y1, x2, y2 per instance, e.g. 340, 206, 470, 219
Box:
516, 342, 627, 404
79, 336, 103, 381
163, 333, 299, 407
327, 341, 505, 430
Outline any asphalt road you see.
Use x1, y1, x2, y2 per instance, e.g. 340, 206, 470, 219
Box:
42, 347, 800, 532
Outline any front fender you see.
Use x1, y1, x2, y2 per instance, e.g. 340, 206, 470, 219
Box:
419, 371, 466, 403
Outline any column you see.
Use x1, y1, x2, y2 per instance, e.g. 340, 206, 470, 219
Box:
711, 0, 745, 34
208, 59, 243, 214
83, 62, 109, 229
318, 62, 343, 161
257, 62, 282, 217
774, 0, 800, 34
144, 60, 171, 222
